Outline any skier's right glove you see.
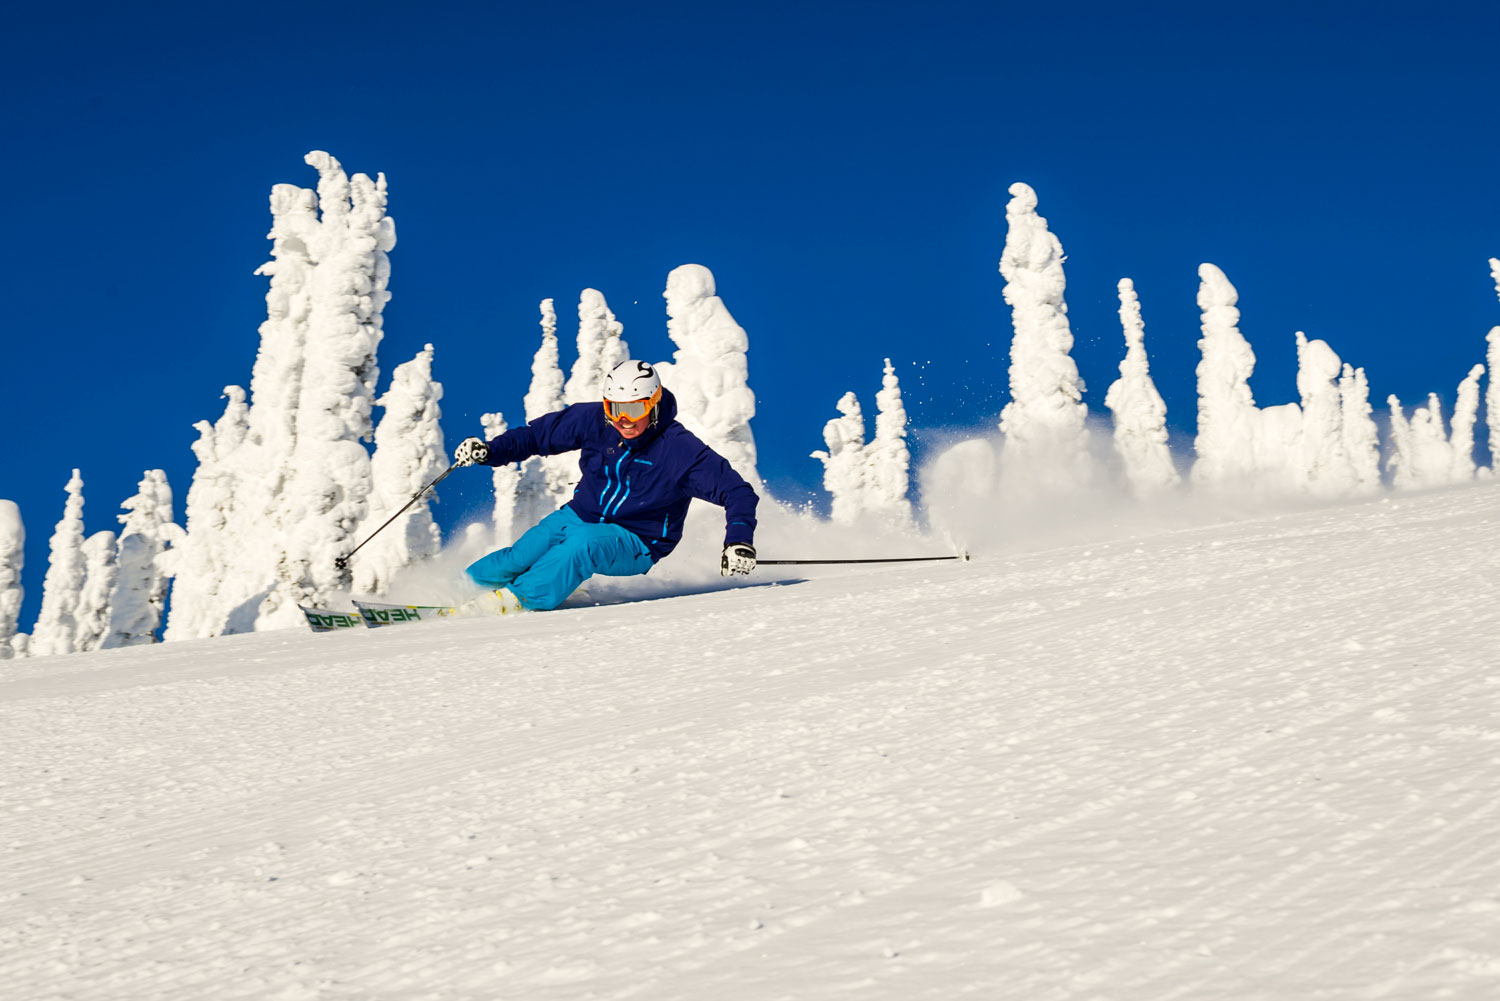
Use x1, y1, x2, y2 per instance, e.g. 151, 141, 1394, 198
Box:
720, 543, 756, 576
453, 436, 490, 467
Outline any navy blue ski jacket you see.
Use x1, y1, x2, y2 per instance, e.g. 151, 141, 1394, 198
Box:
481, 389, 758, 562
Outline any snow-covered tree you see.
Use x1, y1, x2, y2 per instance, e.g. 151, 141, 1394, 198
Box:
105, 470, 176, 648
165, 387, 249, 641
268, 151, 395, 622
353, 344, 445, 596
812, 361, 913, 527
1449, 364, 1485, 481
516, 299, 573, 529
564, 289, 630, 405
482, 412, 521, 548
73, 530, 119, 653
1339, 364, 1381, 495
811, 392, 868, 524
0, 500, 23, 660
1104, 278, 1179, 496
1294, 332, 1356, 497
31, 470, 87, 658
866, 359, 914, 526
997, 182, 1090, 491
168, 151, 396, 635
1386, 365, 1486, 490
1488, 324, 1500, 473
657, 264, 762, 488
1192, 264, 1265, 489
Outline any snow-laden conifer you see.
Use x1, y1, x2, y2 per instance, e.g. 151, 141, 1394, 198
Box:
0, 500, 23, 660
105, 470, 176, 648
1339, 365, 1381, 494
516, 299, 573, 528
1104, 279, 1178, 496
525, 299, 566, 421
564, 289, 629, 405
354, 344, 445, 596
1192, 264, 1285, 490
73, 531, 119, 654
1294, 332, 1355, 497
996, 183, 1089, 490
866, 359, 914, 526
1488, 325, 1500, 474
811, 393, 868, 524
1386, 395, 1416, 489
1449, 364, 1485, 481
1387, 366, 1486, 491
31, 471, 87, 658
658, 264, 762, 487
165, 388, 249, 641
268, 151, 395, 622
482, 412, 520, 547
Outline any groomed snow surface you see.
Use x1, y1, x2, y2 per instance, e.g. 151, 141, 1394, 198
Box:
5, 485, 1500, 1000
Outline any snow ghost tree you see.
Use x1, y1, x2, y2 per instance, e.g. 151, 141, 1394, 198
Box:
0, 500, 23, 660
657, 264, 762, 488
482, 412, 520, 547
1339, 364, 1381, 494
515, 299, 573, 529
106, 470, 177, 648
564, 289, 630, 405
1449, 364, 1485, 481
1191, 264, 1306, 493
165, 387, 249, 641
997, 182, 1090, 493
168, 151, 396, 634
354, 344, 446, 596
812, 360, 914, 527
30, 470, 87, 658
1294, 332, 1358, 497
865, 359, 914, 527
1385, 367, 1485, 491
811, 392, 868, 524
1192, 264, 1262, 489
1488, 324, 1500, 474
73, 530, 119, 654
1104, 278, 1179, 496
269, 151, 396, 622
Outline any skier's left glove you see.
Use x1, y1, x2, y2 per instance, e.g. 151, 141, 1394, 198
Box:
453, 436, 490, 467
720, 543, 756, 576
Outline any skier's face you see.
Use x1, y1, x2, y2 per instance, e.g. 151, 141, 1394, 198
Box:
612, 411, 648, 438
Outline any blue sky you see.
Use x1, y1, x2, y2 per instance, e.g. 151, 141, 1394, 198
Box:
3, 0, 1498, 629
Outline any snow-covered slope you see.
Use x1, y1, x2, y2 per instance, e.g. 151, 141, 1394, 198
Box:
5, 485, 1500, 999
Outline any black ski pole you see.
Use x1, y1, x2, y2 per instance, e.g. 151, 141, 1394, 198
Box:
335, 463, 458, 572
757, 553, 969, 566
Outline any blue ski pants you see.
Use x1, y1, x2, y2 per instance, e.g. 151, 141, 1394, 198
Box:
465, 505, 654, 610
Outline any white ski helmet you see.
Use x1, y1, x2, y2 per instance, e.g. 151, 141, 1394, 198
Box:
603, 360, 660, 402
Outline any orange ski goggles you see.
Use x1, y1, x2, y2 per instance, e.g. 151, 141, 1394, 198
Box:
604, 387, 662, 423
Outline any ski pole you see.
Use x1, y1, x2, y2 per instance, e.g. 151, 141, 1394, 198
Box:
758, 553, 969, 566
335, 463, 458, 572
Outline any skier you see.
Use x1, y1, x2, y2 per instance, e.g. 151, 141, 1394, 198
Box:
451, 360, 759, 611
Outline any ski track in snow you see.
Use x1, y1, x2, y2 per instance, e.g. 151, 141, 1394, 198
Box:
4, 486, 1500, 999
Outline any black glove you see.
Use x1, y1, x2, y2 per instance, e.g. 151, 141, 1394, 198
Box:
453, 436, 490, 467
720, 543, 756, 576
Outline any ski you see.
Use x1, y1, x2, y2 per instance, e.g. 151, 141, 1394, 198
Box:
351, 599, 462, 628
299, 606, 366, 633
